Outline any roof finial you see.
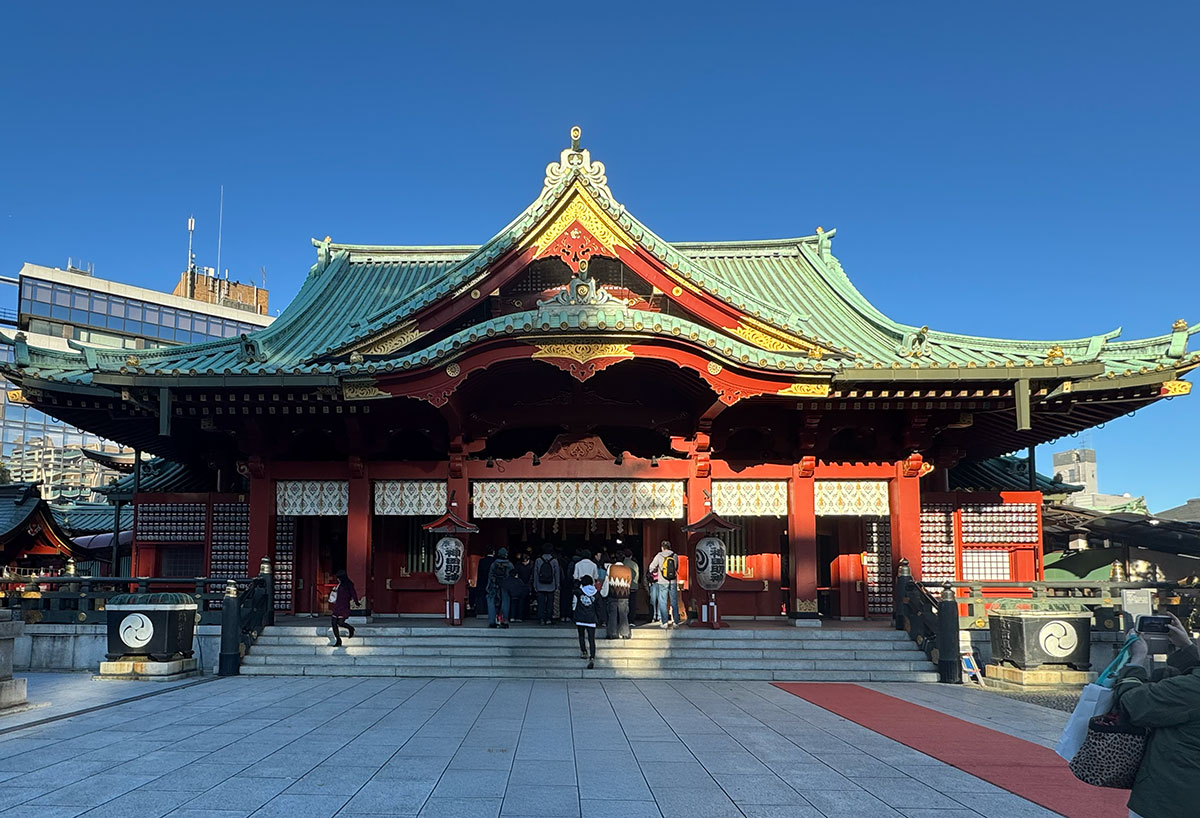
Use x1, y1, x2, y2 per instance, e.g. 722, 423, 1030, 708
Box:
543, 126, 616, 204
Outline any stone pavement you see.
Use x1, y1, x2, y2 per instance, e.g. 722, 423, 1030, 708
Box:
0, 671, 203, 732
0, 676, 1071, 817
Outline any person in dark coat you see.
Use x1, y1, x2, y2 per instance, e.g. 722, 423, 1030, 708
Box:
330, 569, 359, 647
474, 547, 496, 619
487, 547, 515, 629
1114, 612, 1200, 818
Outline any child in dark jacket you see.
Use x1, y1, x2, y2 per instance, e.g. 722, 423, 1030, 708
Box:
573, 575, 607, 669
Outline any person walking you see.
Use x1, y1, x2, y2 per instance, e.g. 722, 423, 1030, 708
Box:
533, 545, 561, 625
622, 548, 641, 623
329, 569, 358, 647
602, 556, 633, 639
573, 574, 606, 669
487, 547, 515, 629
1113, 612, 1199, 818
647, 540, 681, 628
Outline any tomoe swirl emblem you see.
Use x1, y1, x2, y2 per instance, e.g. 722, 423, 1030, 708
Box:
1038, 620, 1078, 658
119, 613, 154, 649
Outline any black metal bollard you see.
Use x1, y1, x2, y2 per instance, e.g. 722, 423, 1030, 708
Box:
937, 583, 962, 684
893, 559, 911, 631
218, 580, 241, 676
259, 557, 274, 628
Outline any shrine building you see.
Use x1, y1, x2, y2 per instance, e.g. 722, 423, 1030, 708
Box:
4, 128, 1196, 620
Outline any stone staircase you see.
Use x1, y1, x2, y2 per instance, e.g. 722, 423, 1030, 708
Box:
240, 623, 938, 681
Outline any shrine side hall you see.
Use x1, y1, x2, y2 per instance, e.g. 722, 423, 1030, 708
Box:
3, 128, 1195, 620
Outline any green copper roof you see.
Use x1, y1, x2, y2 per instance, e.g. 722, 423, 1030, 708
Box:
949, 455, 1081, 494
3, 137, 1197, 388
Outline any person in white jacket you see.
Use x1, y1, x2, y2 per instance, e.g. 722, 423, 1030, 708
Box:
646, 541, 681, 628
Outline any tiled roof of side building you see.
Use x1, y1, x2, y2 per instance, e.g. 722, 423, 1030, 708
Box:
949, 455, 1082, 495
0, 483, 45, 538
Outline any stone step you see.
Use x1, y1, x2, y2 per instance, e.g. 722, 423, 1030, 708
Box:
248, 644, 926, 662
239, 663, 938, 682
241, 653, 931, 672
262, 624, 912, 641
252, 635, 917, 652
242, 623, 936, 682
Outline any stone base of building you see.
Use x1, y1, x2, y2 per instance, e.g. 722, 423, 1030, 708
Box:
985, 663, 1097, 689
96, 657, 200, 682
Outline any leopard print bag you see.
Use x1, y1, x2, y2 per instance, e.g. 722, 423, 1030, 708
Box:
1069, 712, 1149, 789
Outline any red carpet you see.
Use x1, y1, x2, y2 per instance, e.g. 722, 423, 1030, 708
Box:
772, 683, 1127, 818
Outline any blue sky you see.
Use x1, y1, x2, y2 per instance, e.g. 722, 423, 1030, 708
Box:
2, 3, 1196, 510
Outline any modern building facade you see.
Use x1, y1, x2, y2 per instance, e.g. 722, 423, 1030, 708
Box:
1, 263, 272, 502
3, 130, 1196, 619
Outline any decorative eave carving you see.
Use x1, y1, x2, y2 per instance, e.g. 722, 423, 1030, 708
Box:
342, 379, 389, 400
343, 322, 426, 358
536, 269, 621, 308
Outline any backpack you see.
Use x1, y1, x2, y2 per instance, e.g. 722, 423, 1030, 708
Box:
490, 560, 512, 587
537, 557, 555, 585
662, 554, 678, 581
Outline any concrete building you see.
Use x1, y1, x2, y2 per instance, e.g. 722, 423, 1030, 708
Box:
1, 262, 274, 502
1052, 447, 1149, 514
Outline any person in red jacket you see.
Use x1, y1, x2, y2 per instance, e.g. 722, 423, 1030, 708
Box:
330, 569, 359, 647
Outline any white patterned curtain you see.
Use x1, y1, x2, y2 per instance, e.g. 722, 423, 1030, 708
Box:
373, 481, 446, 516
473, 481, 683, 519
276, 481, 349, 516
712, 481, 788, 517
814, 480, 890, 516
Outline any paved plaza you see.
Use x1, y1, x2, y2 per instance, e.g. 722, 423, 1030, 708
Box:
0, 674, 1074, 818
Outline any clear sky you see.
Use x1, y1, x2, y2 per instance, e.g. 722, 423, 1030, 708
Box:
2, 3, 1196, 510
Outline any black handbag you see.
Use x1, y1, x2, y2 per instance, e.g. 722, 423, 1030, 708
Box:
1069, 711, 1149, 789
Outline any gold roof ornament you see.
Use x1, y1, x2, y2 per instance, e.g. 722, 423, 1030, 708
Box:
542, 126, 616, 204
1174, 319, 1189, 332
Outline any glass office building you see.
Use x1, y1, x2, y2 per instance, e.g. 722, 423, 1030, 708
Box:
2, 263, 273, 502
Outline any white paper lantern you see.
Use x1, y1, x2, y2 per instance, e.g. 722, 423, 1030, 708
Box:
434, 537, 465, 585
695, 536, 728, 591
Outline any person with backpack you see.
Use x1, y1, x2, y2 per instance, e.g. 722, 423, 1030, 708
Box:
602, 555, 633, 639
573, 574, 607, 669
486, 547, 515, 629
647, 540, 681, 628
533, 544, 561, 625
329, 569, 358, 647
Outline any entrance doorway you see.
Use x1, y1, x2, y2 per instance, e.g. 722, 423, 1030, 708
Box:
816, 517, 892, 619
293, 517, 347, 615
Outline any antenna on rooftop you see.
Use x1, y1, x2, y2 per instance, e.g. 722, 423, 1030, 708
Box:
187, 215, 196, 272
215, 185, 224, 282
260, 266, 266, 289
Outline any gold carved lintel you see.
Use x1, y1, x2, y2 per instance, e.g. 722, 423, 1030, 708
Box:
530, 343, 633, 365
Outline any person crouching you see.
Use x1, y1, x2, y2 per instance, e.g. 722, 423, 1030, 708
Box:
573, 574, 607, 670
